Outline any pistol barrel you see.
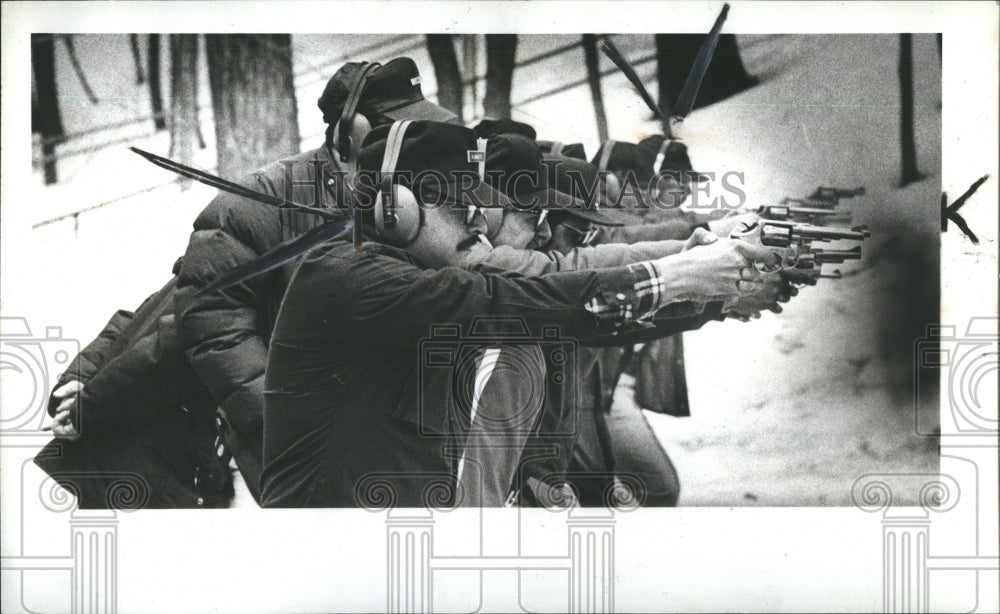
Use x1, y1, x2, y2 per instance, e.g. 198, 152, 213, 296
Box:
764, 221, 869, 242
811, 246, 863, 263
759, 205, 838, 221
807, 186, 866, 202
780, 197, 839, 210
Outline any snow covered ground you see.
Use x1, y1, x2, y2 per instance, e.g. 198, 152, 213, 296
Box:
11, 33, 941, 507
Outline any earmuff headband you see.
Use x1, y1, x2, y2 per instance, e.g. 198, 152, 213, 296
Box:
653, 138, 673, 174
337, 62, 381, 162
376, 120, 414, 230
597, 140, 616, 172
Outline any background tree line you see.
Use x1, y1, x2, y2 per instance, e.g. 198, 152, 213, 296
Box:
31, 33, 926, 187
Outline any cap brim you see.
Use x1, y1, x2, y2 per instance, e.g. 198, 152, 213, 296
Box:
381, 98, 459, 123
578, 206, 636, 227
542, 187, 626, 227
418, 178, 515, 210
509, 186, 580, 212
565, 209, 625, 227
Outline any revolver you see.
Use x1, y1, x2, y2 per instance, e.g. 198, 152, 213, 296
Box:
807, 185, 865, 203
755, 204, 838, 224
790, 245, 863, 282
730, 219, 870, 274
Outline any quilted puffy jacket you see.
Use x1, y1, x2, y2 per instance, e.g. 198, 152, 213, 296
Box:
174, 145, 346, 500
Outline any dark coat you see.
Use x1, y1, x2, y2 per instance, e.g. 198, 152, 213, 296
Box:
174, 146, 346, 500
477, 241, 721, 505
260, 241, 665, 508
34, 269, 221, 509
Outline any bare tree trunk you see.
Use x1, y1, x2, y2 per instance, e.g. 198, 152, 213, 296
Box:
205, 34, 300, 179
898, 34, 922, 186
130, 34, 146, 84
581, 34, 609, 143
426, 34, 463, 122
461, 35, 478, 117
32, 34, 65, 185
62, 35, 98, 104
148, 34, 167, 131
484, 35, 517, 119
169, 34, 202, 188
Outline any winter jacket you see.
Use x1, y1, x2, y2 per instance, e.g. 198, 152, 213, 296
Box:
35, 266, 222, 508
174, 145, 347, 501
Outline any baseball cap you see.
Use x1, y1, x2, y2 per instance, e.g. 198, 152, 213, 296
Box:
483, 134, 586, 214
474, 118, 537, 140
537, 140, 587, 161
541, 154, 624, 227
318, 58, 458, 125
638, 135, 710, 183
356, 121, 513, 211
591, 140, 659, 185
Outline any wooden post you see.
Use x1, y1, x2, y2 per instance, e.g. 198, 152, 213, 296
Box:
898, 34, 923, 186
148, 34, 167, 131
582, 35, 609, 143
461, 35, 479, 117
484, 35, 517, 119
426, 35, 464, 122
32, 34, 64, 185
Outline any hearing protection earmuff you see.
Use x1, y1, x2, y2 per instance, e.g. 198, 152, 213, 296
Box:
596, 140, 616, 173
363, 126, 503, 248
648, 138, 690, 208
596, 140, 622, 203
334, 61, 381, 163
652, 138, 672, 174
369, 120, 422, 247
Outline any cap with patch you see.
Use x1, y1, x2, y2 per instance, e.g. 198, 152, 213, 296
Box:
638, 135, 710, 183
318, 58, 458, 126
590, 140, 659, 185
483, 134, 583, 213
356, 121, 512, 210
537, 140, 587, 161
473, 118, 537, 140
541, 154, 624, 227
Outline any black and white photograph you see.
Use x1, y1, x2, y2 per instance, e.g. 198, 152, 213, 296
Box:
1, 2, 996, 613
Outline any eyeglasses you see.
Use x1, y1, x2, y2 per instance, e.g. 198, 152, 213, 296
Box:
464, 205, 504, 240
555, 220, 602, 246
